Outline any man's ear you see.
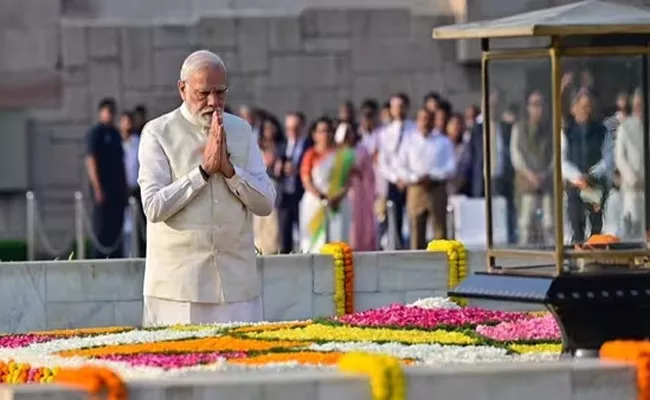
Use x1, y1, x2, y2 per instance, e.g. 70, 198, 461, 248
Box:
177, 80, 186, 102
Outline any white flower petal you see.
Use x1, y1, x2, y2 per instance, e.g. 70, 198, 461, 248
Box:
407, 297, 462, 310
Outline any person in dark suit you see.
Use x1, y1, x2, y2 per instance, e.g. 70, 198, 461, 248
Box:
85, 98, 127, 258
275, 112, 311, 253
562, 90, 613, 243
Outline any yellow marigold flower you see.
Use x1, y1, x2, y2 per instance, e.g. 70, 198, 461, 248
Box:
509, 343, 562, 354
245, 324, 477, 345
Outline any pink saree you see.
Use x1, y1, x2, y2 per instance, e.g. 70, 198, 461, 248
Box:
348, 145, 377, 250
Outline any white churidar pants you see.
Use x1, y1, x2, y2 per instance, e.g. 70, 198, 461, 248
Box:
142, 296, 263, 327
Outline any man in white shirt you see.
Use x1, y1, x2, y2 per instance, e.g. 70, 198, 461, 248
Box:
119, 111, 143, 257
377, 93, 416, 249
615, 88, 645, 239
138, 50, 276, 326
397, 108, 456, 249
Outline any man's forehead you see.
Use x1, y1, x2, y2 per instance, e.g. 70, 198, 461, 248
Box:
187, 67, 226, 86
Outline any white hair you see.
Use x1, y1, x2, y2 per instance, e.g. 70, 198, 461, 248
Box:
179, 50, 226, 81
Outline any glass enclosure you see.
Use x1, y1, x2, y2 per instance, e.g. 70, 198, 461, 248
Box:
484, 47, 650, 273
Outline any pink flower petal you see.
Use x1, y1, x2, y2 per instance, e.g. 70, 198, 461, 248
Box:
336, 304, 531, 329
476, 315, 560, 341
95, 352, 246, 369
0, 334, 57, 348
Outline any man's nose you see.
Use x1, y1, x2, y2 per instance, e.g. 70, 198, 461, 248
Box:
206, 93, 219, 107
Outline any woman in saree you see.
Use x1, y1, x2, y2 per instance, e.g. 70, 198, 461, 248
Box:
299, 117, 356, 253
339, 123, 377, 251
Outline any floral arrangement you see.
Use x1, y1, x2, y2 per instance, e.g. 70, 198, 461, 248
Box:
0, 298, 562, 384
339, 352, 405, 400
585, 234, 620, 245
56, 366, 127, 400
321, 242, 354, 315
601, 340, 650, 400
427, 240, 469, 306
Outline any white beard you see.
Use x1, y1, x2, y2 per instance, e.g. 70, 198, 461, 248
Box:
194, 111, 213, 129
195, 114, 212, 128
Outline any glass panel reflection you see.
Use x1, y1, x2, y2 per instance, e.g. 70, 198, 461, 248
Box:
561, 57, 645, 246
486, 54, 648, 264
487, 58, 556, 250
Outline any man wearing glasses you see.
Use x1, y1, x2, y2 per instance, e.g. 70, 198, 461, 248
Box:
137, 50, 276, 326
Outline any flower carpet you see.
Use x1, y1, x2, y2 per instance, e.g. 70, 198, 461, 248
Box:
0, 297, 562, 383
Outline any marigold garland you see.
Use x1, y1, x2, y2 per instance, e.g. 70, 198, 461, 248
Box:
426, 240, 468, 306
338, 352, 405, 400
321, 242, 355, 316
55, 366, 127, 400
601, 340, 650, 400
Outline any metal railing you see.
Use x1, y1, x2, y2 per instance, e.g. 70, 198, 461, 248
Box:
24, 191, 143, 260
22, 191, 456, 259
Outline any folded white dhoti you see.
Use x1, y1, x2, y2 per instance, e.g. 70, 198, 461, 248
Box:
142, 296, 263, 327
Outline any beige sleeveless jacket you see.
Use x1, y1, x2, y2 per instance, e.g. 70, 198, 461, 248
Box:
141, 106, 261, 303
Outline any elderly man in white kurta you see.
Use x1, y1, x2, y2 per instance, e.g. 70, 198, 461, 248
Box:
138, 50, 276, 326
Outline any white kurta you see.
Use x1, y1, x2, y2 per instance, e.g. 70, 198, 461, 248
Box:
615, 115, 645, 238
138, 104, 276, 326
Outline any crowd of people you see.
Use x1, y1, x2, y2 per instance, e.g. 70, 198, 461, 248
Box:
82, 66, 647, 259
241, 93, 486, 253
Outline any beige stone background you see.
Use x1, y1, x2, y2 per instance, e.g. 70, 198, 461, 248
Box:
0, 0, 644, 244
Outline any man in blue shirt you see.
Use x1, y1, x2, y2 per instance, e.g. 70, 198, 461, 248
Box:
85, 98, 128, 258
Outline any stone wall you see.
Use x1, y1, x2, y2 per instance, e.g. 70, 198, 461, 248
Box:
0, 251, 452, 332
0, 250, 547, 333
62, 0, 462, 19
0, 361, 638, 400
